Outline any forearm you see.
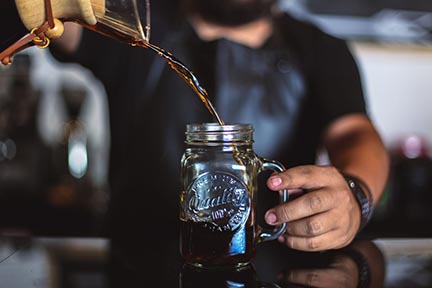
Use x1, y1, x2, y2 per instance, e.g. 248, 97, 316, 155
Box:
324, 114, 390, 206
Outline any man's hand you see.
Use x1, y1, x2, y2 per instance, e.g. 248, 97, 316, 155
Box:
15, 0, 100, 31
264, 165, 361, 251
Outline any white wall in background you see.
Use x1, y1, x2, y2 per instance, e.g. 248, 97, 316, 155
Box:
350, 42, 432, 154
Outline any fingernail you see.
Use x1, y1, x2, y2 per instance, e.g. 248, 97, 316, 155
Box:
266, 212, 277, 224
277, 236, 284, 243
270, 176, 282, 187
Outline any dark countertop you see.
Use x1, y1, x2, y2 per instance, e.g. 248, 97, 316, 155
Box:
0, 235, 431, 287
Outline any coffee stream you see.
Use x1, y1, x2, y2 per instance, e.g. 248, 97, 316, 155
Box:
81, 15, 225, 125
142, 41, 247, 163
145, 42, 225, 126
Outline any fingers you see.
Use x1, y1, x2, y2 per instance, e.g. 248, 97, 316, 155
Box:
278, 255, 359, 287
277, 228, 353, 252
265, 188, 339, 225
281, 268, 354, 288
283, 209, 339, 237
265, 188, 357, 251
267, 165, 342, 191
282, 269, 327, 288
287, 269, 326, 288
276, 208, 354, 251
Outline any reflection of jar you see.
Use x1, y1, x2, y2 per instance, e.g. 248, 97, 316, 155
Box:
179, 263, 259, 288
180, 123, 288, 268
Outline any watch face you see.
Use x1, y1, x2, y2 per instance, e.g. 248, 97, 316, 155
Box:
186, 172, 251, 232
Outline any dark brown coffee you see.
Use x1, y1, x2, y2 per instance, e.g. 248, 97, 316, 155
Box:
180, 219, 255, 267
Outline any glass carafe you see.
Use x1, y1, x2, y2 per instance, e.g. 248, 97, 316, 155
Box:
79, 0, 151, 44
1, 0, 150, 65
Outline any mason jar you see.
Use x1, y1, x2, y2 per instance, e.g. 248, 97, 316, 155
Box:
179, 123, 288, 268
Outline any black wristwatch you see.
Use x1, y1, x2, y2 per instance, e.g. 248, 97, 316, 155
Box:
342, 174, 374, 232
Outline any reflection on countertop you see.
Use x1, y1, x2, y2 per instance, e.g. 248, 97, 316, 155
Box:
0, 235, 431, 287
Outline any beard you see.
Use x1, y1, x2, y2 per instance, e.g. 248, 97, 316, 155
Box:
184, 0, 275, 26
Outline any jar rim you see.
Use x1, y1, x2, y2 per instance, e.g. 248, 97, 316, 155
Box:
186, 123, 253, 132
185, 123, 254, 144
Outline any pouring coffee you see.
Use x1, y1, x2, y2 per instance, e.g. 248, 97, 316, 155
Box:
0, 0, 150, 65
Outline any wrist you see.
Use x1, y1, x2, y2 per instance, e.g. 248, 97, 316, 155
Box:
342, 173, 374, 232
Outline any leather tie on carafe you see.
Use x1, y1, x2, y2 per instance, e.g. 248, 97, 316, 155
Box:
0, 0, 57, 65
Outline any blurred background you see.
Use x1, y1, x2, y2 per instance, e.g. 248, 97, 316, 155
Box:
0, 45, 110, 236
1, 0, 432, 237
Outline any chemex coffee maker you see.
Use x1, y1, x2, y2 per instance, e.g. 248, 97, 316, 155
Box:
0, 0, 150, 65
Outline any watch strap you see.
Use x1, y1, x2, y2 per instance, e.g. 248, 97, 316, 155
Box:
343, 173, 374, 232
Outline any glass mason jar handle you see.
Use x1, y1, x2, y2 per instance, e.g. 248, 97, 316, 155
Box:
258, 158, 289, 242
